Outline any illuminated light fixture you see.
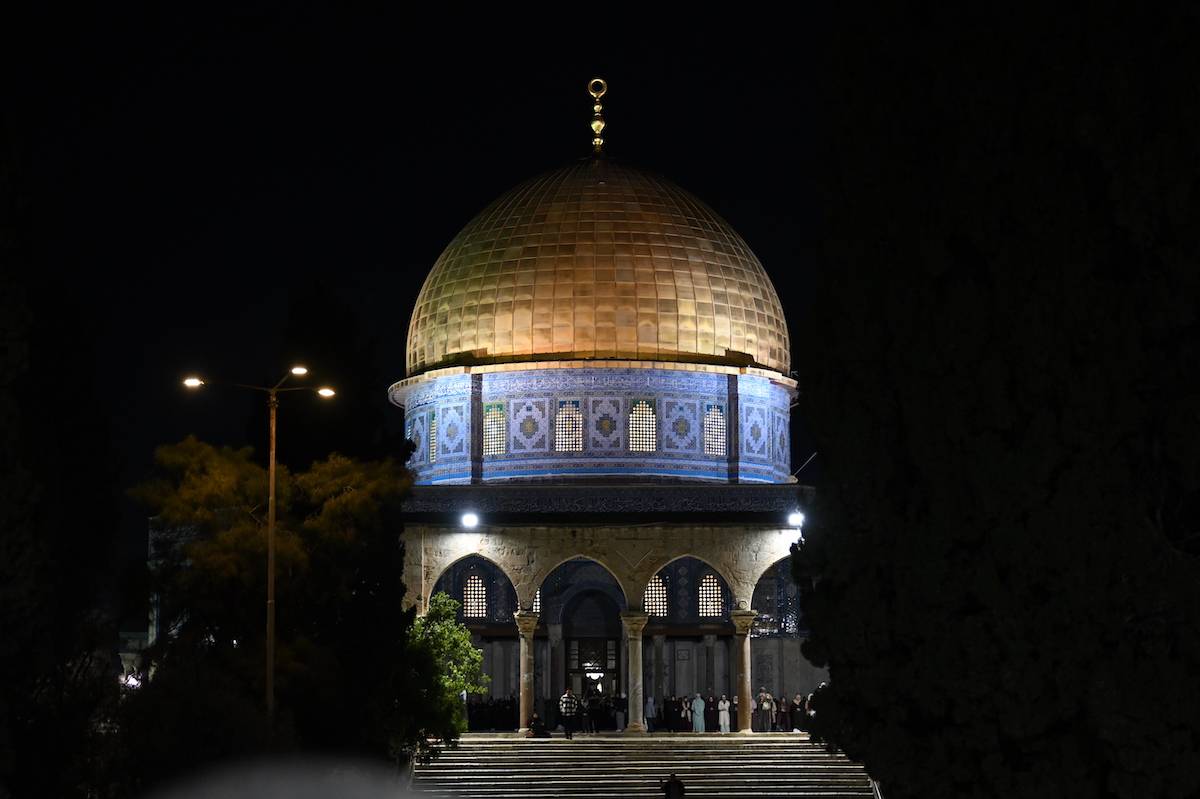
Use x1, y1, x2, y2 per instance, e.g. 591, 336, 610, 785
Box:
461, 512, 479, 529
317, 387, 336, 398
290, 366, 309, 376
788, 511, 805, 527
183, 377, 205, 388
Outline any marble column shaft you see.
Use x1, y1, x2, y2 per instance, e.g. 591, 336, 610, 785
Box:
621, 612, 650, 733
730, 610, 757, 733
515, 611, 539, 733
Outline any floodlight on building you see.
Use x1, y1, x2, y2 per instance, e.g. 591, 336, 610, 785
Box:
291, 366, 309, 376
317, 387, 336, 398
182, 377, 205, 388
461, 512, 479, 528
788, 511, 805, 527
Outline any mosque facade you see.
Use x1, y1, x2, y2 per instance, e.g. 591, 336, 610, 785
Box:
390, 81, 825, 733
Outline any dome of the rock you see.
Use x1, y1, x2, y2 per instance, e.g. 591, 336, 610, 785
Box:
406, 158, 790, 377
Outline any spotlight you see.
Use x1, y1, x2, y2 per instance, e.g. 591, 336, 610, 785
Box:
788, 511, 805, 527
461, 512, 479, 528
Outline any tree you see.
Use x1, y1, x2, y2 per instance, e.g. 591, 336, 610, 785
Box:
793, 6, 1200, 799
409, 592, 489, 731
0, 99, 122, 799
115, 437, 457, 795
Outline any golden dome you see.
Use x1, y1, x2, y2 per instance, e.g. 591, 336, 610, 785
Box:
406, 159, 791, 376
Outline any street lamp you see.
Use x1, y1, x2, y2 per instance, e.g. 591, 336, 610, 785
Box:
182, 365, 335, 721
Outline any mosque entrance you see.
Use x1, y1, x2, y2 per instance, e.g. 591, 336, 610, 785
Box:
564, 590, 622, 697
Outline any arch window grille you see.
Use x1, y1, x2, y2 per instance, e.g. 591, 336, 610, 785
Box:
703, 403, 727, 456
532, 588, 541, 614
698, 573, 724, 617
628, 399, 657, 453
555, 400, 584, 452
644, 574, 668, 617
428, 411, 438, 463
483, 403, 506, 455
463, 573, 487, 618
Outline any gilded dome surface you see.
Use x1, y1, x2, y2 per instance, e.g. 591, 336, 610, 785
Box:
406, 159, 790, 376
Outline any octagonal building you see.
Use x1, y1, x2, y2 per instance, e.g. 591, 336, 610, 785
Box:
390, 82, 823, 736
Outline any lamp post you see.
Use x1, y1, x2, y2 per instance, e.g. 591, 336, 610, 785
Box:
182, 366, 335, 721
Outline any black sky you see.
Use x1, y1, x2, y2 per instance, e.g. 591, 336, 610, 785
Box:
7, 10, 826, 593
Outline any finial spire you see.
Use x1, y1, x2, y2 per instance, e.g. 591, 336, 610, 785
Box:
588, 78, 607, 154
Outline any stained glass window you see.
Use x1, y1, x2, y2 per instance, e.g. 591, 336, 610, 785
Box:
555, 400, 584, 452
704, 403, 726, 456
698, 573, 723, 617
483, 403, 506, 455
644, 574, 667, 616
428, 411, 438, 463
628, 399, 657, 453
463, 573, 486, 618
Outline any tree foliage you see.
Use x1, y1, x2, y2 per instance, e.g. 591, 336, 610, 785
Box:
115, 437, 457, 794
0, 107, 121, 799
410, 592, 489, 730
793, 7, 1200, 799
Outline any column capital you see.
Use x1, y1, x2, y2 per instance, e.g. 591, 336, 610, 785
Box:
703, 633, 717, 646
620, 611, 650, 637
730, 609, 757, 636
514, 610, 540, 637
547, 622, 563, 645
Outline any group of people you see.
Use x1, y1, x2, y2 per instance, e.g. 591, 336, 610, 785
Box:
465, 695, 519, 731
546, 686, 819, 737
641, 689, 815, 733
552, 687, 630, 738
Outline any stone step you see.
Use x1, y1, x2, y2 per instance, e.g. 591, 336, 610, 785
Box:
411, 733, 873, 799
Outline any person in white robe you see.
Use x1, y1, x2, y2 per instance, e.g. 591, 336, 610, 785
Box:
691, 693, 706, 732
718, 694, 731, 733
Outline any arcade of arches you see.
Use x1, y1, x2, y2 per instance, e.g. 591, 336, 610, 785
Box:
411, 522, 828, 733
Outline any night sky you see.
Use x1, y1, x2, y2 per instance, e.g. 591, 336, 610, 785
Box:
8, 11, 824, 593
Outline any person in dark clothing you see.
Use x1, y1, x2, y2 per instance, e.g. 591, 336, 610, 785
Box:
528, 712, 551, 738
704, 695, 717, 732
559, 688, 580, 740
660, 773, 685, 798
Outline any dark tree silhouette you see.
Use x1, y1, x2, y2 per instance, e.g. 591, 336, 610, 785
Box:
793, 7, 1200, 799
0, 116, 121, 799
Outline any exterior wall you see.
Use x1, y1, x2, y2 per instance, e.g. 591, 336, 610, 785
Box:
391, 361, 795, 485
403, 522, 801, 615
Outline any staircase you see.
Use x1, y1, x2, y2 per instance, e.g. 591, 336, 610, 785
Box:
412, 733, 874, 798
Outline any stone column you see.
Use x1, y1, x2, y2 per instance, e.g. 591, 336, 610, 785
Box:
730, 610, 757, 733
621, 612, 650, 733
515, 611, 539, 734
703, 634, 717, 694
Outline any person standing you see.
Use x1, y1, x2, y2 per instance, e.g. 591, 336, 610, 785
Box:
705, 695, 717, 732
791, 693, 805, 732
559, 688, 580, 740
777, 691, 791, 732
616, 692, 628, 731
717, 694, 731, 733
680, 695, 691, 732
645, 695, 657, 732
691, 693, 706, 732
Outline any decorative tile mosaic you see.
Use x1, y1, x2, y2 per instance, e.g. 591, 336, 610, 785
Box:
742, 404, 768, 458
510, 398, 549, 452
438, 403, 467, 457
589, 396, 624, 451
662, 398, 699, 452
